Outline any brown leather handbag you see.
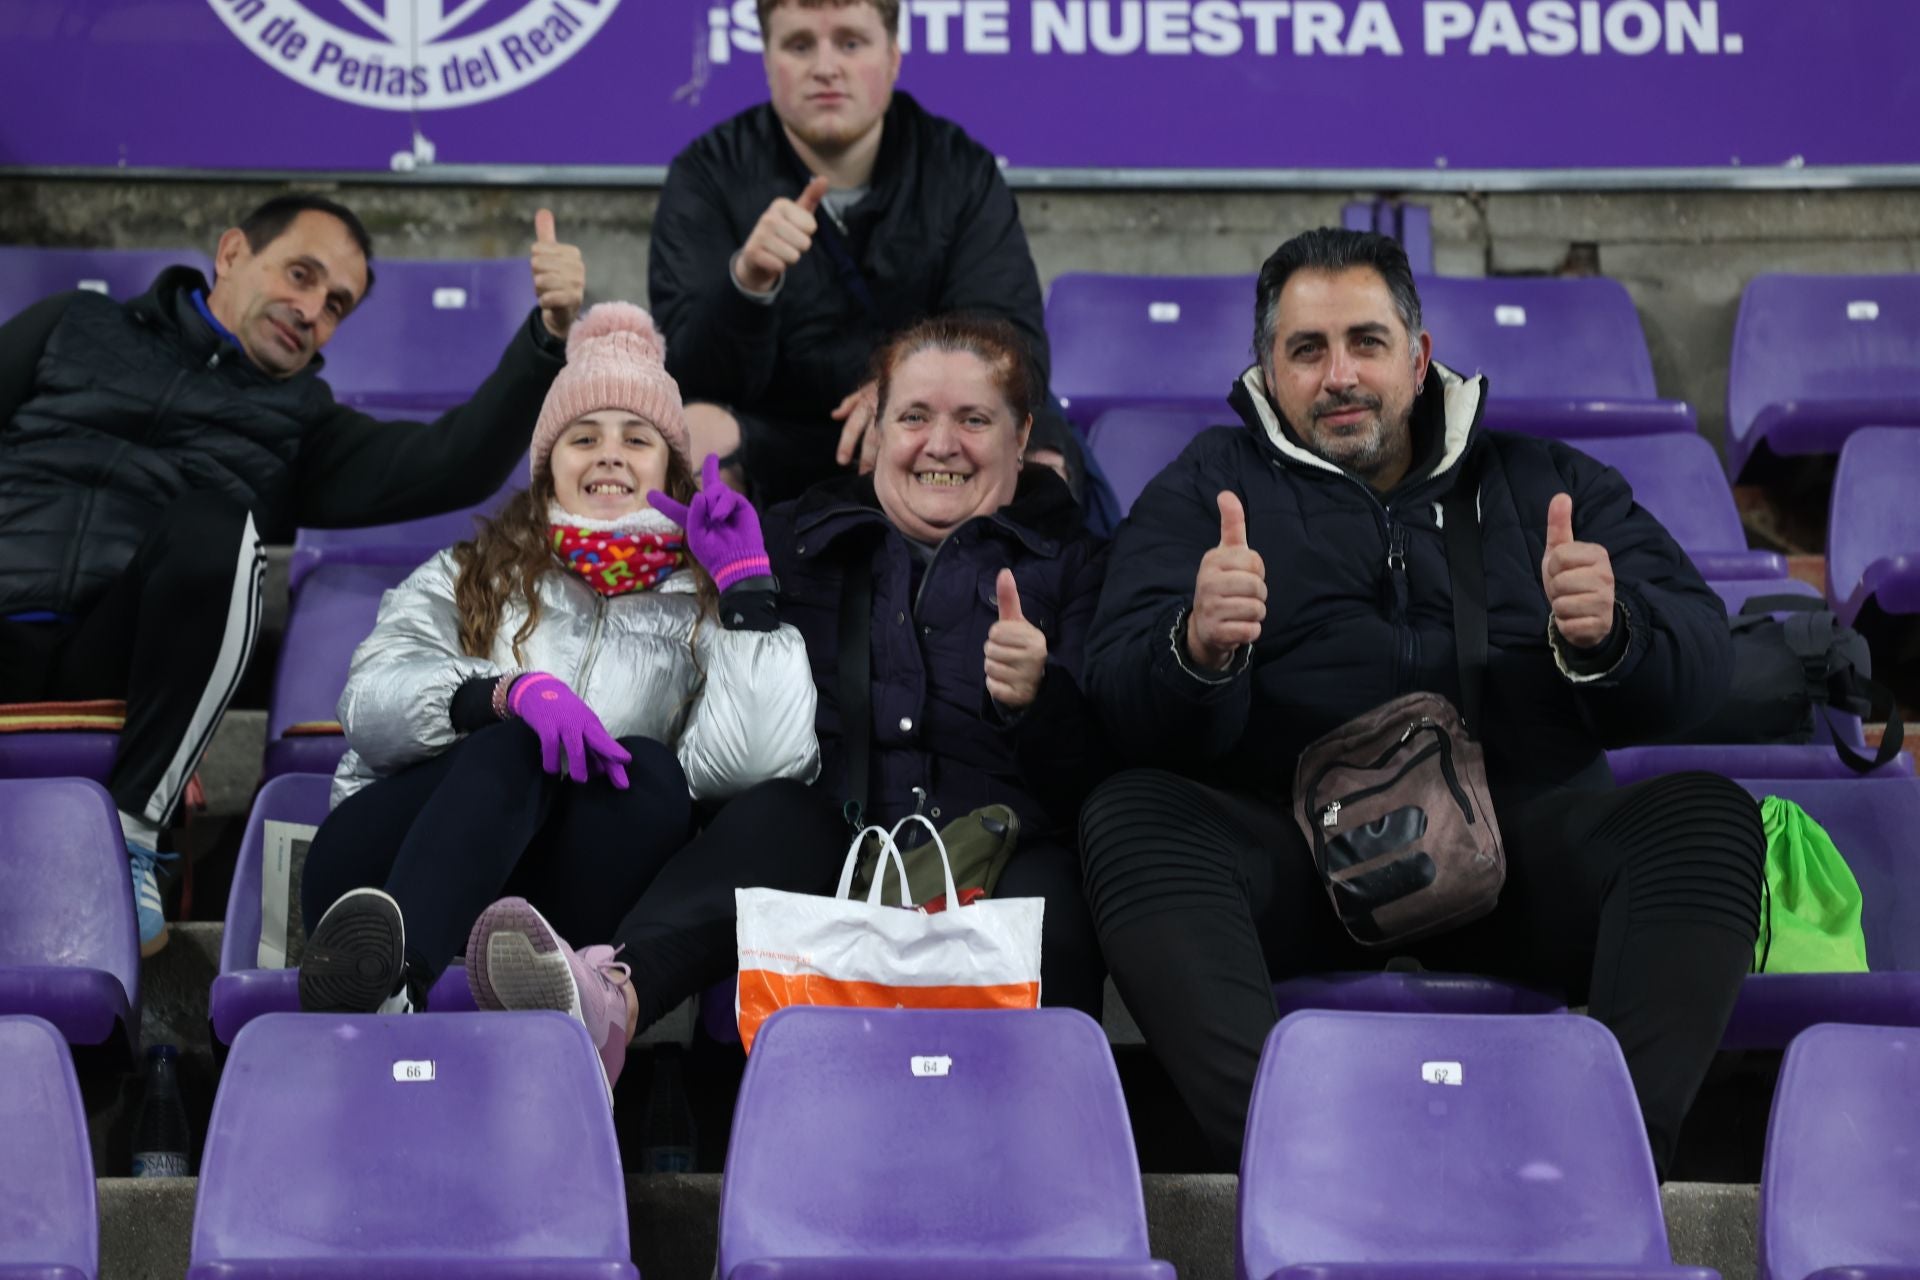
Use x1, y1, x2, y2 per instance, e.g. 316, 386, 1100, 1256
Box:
1291, 470, 1505, 947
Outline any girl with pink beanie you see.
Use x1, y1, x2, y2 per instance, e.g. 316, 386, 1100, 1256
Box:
296, 302, 840, 1091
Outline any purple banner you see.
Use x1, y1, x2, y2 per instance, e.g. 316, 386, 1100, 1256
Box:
1, 0, 1914, 172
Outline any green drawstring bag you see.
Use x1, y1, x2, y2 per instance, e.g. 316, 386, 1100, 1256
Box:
1755, 796, 1870, 974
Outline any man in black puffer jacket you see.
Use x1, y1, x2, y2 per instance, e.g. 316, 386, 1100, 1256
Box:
647, 0, 1080, 505
1080, 229, 1764, 1180
0, 192, 585, 957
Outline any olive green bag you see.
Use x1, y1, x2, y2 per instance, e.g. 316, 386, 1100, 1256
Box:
1754, 795, 1869, 974
848, 804, 1021, 909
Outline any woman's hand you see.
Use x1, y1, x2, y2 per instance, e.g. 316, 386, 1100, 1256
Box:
984, 569, 1048, 710
507, 673, 631, 787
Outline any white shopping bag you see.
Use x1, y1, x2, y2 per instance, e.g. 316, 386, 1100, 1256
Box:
735, 814, 1044, 1052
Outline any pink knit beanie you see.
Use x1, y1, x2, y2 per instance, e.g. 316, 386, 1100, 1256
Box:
529, 303, 689, 484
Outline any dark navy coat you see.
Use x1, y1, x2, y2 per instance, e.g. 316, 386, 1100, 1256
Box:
766, 469, 1108, 840
1084, 362, 1731, 807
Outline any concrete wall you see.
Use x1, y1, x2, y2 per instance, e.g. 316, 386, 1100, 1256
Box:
4, 178, 1918, 445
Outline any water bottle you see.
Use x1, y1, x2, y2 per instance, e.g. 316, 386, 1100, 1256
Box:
131, 1044, 191, 1178
638, 1047, 696, 1173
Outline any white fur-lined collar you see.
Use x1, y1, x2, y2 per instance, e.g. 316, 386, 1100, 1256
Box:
547, 502, 684, 536
1236, 359, 1485, 481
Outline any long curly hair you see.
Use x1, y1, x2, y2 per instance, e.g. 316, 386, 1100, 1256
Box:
451, 451, 717, 665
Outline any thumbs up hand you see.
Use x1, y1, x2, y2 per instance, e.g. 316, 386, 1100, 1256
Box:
984, 569, 1050, 710
1541, 492, 1616, 650
530, 208, 587, 338
734, 175, 832, 295
1186, 491, 1267, 672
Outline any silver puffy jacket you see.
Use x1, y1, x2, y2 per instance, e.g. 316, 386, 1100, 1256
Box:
330, 550, 820, 808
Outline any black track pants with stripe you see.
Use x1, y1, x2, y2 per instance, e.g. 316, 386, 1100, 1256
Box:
0, 495, 265, 829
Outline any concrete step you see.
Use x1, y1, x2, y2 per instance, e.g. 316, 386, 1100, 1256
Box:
93, 1174, 1760, 1280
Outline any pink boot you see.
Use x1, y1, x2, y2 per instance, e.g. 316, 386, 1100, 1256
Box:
466, 897, 634, 1093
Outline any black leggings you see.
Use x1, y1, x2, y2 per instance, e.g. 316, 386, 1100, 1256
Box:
303, 720, 849, 1028
1079, 769, 1764, 1178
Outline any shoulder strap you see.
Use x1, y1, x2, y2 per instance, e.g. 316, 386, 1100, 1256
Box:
1442, 467, 1488, 738
836, 547, 876, 828
1827, 673, 1904, 774
813, 213, 882, 325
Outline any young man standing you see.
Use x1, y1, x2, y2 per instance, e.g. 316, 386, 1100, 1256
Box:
648, 0, 1078, 503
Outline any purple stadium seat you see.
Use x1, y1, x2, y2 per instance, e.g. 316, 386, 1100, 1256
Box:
1611, 742, 1914, 786
1270, 973, 1562, 1020
0, 733, 117, 784
719, 1007, 1175, 1279
0, 779, 139, 1057
699, 969, 1561, 1050
263, 561, 413, 781
317, 258, 533, 414
1396, 206, 1435, 280
0, 1016, 97, 1280
1340, 202, 1435, 274
1087, 406, 1218, 514
1051, 272, 1687, 442
190, 1012, 634, 1280
1726, 273, 1920, 481
213, 773, 475, 1046
1047, 273, 1254, 429
1828, 426, 1920, 626
1761, 1024, 1920, 1280
288, 470, 525, 598
1574, 434, 1786, 580
0, 244, 214, 322
1719, 778, 1920, 1050
1420, 275, 1695, 439
1239, 1011, 1715, 1280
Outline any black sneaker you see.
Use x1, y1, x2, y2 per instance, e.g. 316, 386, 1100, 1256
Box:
299, 888, 411, 1014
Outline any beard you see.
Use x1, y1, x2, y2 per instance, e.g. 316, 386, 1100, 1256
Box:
1303, 390, 1406, 479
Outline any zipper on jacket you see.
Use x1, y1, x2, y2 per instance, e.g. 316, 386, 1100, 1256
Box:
572, 593, 609, 691
911, 536, 951, 618
1384, 512, 1413, 693
141, 369, 189, 446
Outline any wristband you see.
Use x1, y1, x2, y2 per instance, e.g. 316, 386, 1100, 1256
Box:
491, 669, 528, 720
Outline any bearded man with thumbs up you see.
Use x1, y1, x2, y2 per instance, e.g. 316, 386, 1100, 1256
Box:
0, 191, 583, 957
648, 0, 1080, 506
1080, 228, 1763, 1182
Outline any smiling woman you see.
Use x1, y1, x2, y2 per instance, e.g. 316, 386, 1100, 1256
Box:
757, 313, 1114, 1020
870, 318, 1033, 545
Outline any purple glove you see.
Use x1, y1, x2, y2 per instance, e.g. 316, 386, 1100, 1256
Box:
507, 673, 631, 788
648, 454, 772, 591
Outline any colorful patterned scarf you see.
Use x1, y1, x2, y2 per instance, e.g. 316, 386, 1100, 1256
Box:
548, 504, 686, 597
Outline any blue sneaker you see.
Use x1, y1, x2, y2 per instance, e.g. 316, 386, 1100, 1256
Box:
128, 843, 177, 959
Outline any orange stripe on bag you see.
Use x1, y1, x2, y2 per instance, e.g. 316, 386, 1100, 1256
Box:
736, 969, 1040, 1052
